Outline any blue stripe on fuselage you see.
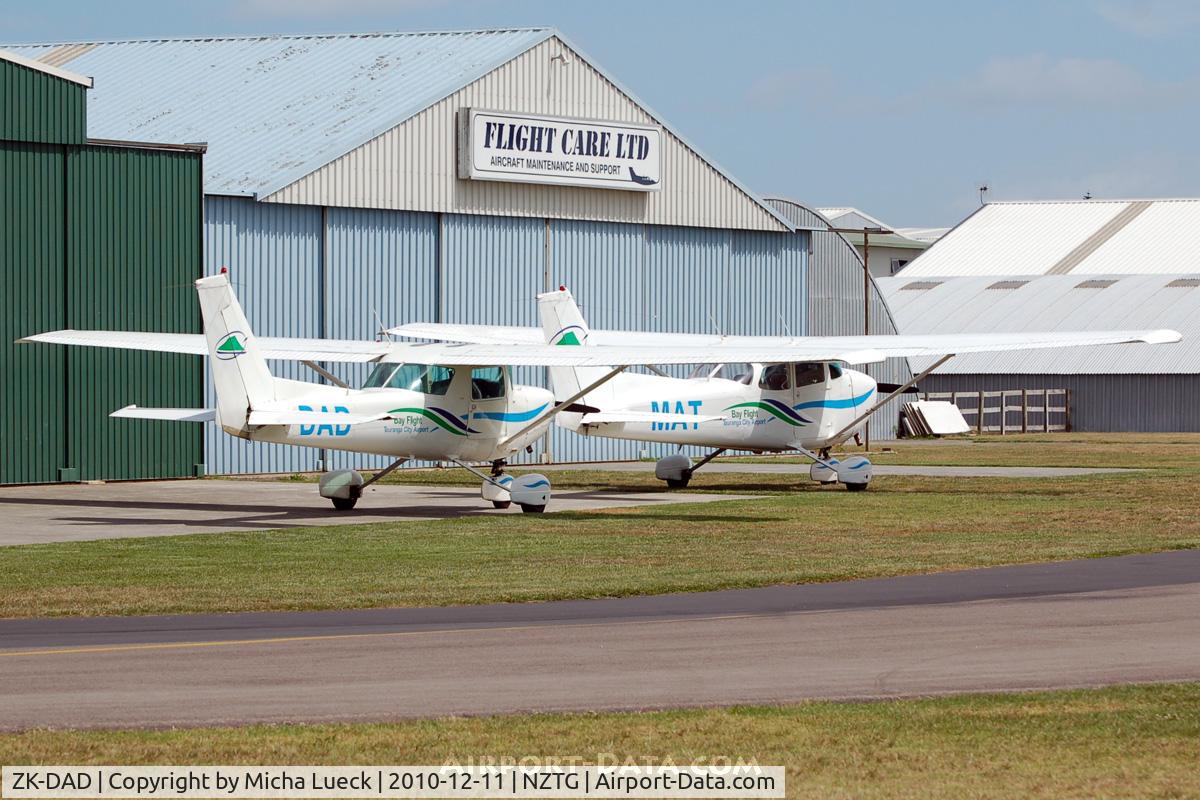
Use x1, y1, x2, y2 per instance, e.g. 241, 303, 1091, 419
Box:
472, 403, 550, 422
794, 388, 875, 411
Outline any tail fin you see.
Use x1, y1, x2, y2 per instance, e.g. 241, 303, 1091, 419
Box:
196, 273, 274, 434
537, 287, 615, 406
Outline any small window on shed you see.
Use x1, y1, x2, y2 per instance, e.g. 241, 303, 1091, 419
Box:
901, 280, 943, 291
986, 280, 1028, 290
1167, 278, 1200, 288
1074, 279, 1118, 289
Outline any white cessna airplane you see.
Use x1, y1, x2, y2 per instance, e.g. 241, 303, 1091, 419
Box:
38, 272, 1138, 511
394, 286, 1181, 491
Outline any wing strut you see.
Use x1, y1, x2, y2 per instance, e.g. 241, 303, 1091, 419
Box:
302, 360, 349, 388
827, 354, 955, 447
497, 365, 628, 451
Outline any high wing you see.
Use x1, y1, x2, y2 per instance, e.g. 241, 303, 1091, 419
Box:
389, 323, 542, 345
23, 327, 1181, 368
20, 328, 884, 366
21, 330, 391, 362
380, 342, 889, 366
389, 322, 1181, 359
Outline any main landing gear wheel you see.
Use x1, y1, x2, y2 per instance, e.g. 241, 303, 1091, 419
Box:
666, 476, 691, 489
518, 503, 546, 514
492, 500, 512, 509
845, 481, 869, 492
331, 496, 358, 511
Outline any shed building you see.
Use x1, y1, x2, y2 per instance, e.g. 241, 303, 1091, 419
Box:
8, 30, 898, 472
877, 273, 1199, 432
0, 48, 204, 485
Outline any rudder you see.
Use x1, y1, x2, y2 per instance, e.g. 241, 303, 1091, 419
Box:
196, 272, 274, 435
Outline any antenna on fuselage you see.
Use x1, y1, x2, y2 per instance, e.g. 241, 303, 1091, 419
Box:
778, 312, 793, 339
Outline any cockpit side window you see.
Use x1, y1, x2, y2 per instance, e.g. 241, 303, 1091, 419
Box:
758, 363, 791, 391
471, 366, 506, 400
828, 361, 844, 380
794, 362, 825, 387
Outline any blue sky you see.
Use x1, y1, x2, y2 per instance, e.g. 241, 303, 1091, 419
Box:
5, 0, 1198, 227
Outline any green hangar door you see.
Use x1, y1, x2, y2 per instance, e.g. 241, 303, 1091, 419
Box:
1, 53, 205, 484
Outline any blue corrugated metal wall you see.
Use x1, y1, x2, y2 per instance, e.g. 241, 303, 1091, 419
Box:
324, 207, 439, 470
204, 196, 323, 474
202, 203, 810, 472
441, 213, 547, 464
549, 220, 647, 462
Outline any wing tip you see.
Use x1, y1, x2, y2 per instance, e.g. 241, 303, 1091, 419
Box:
1142, 329, 1183, 345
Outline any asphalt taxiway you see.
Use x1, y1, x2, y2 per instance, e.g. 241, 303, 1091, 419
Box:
2, 550, 1196, 730
0, 481, 755, 545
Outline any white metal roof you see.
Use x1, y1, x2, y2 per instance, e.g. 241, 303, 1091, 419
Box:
902, 198, 1200, 277
877, 273, 1198, 374
816, 207, 935, 249
817, 207, 890, 230
0, 47, 92, 86
4, 30, 553, 197
894, 226, 949, 244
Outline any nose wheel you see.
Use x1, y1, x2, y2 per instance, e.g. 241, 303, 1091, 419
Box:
462, 459, 553, 513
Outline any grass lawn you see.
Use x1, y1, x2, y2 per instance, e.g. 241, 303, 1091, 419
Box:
1, 434, 1197, 618
2, 684, 1198, 799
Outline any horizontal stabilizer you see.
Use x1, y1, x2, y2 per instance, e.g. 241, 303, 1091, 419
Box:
581, 410, 726, 425
111, 405, 216, 422
247, 409, 393, 427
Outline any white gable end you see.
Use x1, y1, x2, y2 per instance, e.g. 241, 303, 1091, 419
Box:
266, 36, 789, 232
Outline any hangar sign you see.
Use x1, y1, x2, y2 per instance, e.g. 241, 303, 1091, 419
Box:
458, 109, 662, 192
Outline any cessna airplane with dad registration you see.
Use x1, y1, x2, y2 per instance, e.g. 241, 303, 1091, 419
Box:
393, 286, 1182, 492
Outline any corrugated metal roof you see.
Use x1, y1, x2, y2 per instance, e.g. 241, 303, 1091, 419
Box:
815, 206, 933, 249
902, 198, 1200, 277
878, 273, 1198, 374
3, 29, 553, 196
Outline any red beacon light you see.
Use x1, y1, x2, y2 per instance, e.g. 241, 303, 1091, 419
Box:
559, 285, 566, 291
220, 266, 228, 275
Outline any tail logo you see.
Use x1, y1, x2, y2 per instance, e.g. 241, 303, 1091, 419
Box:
552, 326, 587, 346
215, 331, 247, 360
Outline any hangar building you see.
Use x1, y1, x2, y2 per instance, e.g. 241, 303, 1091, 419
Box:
7, 29, 905, 474
0, 49, 204, 485
881, 198, 1200, 432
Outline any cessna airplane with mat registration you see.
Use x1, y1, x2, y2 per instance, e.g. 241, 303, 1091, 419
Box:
393, 286, 1181, 492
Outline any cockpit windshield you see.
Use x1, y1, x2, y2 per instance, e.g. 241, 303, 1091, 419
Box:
361, 363, 456, 395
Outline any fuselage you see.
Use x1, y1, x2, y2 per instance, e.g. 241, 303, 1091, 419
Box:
558, 362, 877, 451
231, 365, 554, 462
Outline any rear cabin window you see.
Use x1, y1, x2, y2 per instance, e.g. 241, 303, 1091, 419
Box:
758, 364, 791, 391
